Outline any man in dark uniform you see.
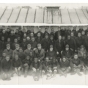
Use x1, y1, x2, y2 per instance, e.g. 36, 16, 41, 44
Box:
65, 35, 76, 52
10, 30, 15, 43
36, 32, 42, 44
31, 57, 40, 81
12, 38, 19, 50
55, 35, 65, 58
34, 44, 45, 62
43, 28, 49, 38
61, 45, 73, 60
41, 33, 50, 51
22, 55, 32, 77
13, 44, 20, 58
46, 45, 56, 61
12, 54, 22, 76
76, 32, 82, 49
30, 37, 37, 50
54, 27, 60, 40
59, 56, 71, 77
49, 34, 55, 47
24, 44, 34, 61
70, 53, 83, 76
1, 55, 12, 80
21, 38, 27, 51
26, 36, 31, 45
3, 44, 13, 59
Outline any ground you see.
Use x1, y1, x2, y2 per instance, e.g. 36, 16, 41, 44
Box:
0, 72, 88, 85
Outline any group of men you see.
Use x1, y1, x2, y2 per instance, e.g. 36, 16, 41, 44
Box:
0, 26, 88, 81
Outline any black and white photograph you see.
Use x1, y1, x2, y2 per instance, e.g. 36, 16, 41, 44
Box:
0, 3, 88, 85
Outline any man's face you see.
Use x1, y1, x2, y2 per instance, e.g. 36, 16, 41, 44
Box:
45, 35, 48, 39
7, 46, 10, 50
38, 45, 41, 50
63, 57, 66, 62
27, 44, 31, 49
71, 33, 74, 36
50, 36, 53, 40
16, 45, 19, 50
23, 39, 26, 42
67, 36, 70, 39
37, 33, 41, 37
82, 31, 85, 35
14, 39, 18, 43
78, 33, 81, 37
7, 38, 10, 42
31, 37, 35, 41
74, 55, 78, 59
50, 47, 53, 51
65, 47, 69, 51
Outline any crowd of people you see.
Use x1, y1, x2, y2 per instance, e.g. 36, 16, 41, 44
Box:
0, 26, 88, 81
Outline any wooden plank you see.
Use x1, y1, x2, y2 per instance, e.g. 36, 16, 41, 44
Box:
53, 9, 61, 24
61, 9, 71, 24
68, 9, 80, 24
26, 9, 35, 23
8, 8, 20, 23
0, 7, 6, 20
44, 9, 48, 23
35, 8, 44, 23
82, 7, 88, 21
0, 8, 13, 23
47, 9, 52, 24
17, 8, 28, 23
76, 9, 88, 24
